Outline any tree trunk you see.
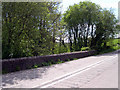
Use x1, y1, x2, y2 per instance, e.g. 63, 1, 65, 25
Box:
68, 28, 73, 51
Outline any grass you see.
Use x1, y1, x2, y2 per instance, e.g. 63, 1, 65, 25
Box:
107, 38, 120, 49
73, 58, 78, 60
2, 70, 8, 74
33, 65, 38, 68
81, 47, 90, 51
107, 38, 120, 46
67, 59, 70, 61
98, 38, 120, 55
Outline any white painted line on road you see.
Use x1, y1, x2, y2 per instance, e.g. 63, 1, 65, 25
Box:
34, 55, 117, 88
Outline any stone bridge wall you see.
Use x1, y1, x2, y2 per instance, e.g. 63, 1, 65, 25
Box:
2, 50, 96, 73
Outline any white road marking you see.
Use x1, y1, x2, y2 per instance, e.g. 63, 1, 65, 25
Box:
34, 55, 117, 88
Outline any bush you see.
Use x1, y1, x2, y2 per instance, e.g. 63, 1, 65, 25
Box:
81, 47, 90, 51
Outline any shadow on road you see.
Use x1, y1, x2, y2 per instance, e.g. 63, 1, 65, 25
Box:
2, 65, 54, 87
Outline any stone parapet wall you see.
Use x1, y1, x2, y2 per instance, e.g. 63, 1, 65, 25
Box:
2, 50, 96, 73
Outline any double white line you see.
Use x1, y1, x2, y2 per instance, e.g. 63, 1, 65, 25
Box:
34, 55, 117, 88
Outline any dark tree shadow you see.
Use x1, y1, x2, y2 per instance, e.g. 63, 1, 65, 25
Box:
2, 65, 54, 87
94, 49, 120, 57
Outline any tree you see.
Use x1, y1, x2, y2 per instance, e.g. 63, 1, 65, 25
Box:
63, 1, 117, 51
93, 9, 117, 50
2, 2, 62, 59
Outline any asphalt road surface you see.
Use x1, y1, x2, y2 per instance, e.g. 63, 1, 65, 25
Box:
2, 50, 119, 88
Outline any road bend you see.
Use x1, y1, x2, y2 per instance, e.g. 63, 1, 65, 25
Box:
2, 50, 119, 88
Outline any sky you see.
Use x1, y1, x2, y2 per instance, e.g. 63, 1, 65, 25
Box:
60, 0, 120, 19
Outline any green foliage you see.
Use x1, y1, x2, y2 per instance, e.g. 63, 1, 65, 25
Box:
42, 62, 49, 66
115, 25, 120, 34
2, 70, 8, 74
107, 39, 120, 46
2, 2, 62, 59
34, 65, 38, 68
81, 47, 90, 51
63, 1, 117, 51
73, 58, 78, 60
67, 59, 70, 61
2, 1, 118, 60
57, 59, 64, 64
98, 38, 120, 54
107, 39, 120, 50
98, 48, 115, 55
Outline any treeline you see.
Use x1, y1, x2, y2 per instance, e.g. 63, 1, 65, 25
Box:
2, 1, 118, 59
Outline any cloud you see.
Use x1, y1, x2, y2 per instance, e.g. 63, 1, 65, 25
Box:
99, 2, 118, 9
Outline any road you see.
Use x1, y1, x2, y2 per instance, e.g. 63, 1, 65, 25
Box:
45, 53, 118, 88
2, 50, 119, 88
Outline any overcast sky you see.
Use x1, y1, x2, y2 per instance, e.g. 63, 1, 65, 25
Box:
60, 0, 119, 19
